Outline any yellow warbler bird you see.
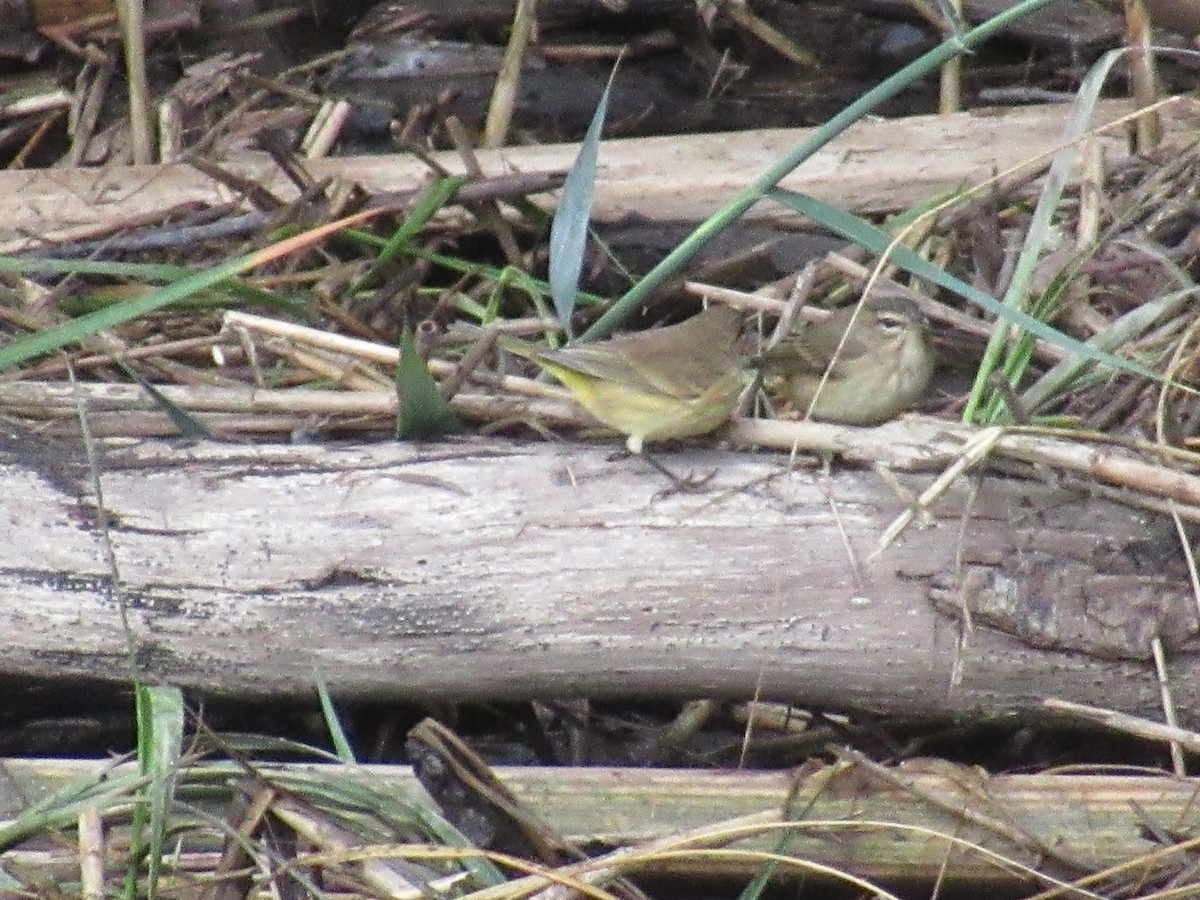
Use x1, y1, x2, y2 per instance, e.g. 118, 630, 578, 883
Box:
499, 305, 744, 453
756, 296, 934, 425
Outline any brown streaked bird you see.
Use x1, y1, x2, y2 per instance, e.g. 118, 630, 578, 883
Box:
498, 305, 744, 453
757, 295, 934, 425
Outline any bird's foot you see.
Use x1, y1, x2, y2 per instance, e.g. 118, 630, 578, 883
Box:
643, 455, 718, 497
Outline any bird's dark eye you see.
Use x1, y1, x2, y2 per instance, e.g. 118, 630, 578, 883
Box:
876, 312, 908, 333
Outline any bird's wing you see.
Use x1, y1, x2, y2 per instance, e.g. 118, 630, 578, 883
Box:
537, 345, 665, 392
602, 306, 743, 397
517, 306, 743, 399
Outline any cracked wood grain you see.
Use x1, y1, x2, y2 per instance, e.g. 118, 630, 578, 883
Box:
1, 436, 1194, 717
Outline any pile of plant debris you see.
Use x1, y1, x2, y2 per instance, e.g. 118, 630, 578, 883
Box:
1, 0, 1200, 898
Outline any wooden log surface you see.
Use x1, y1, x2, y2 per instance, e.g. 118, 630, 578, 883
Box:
3, 432, 1197, 717
5, 98, 1200, 252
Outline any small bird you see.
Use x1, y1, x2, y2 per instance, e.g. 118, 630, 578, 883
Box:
498, 305, 744, 453
757, 296, 934, 425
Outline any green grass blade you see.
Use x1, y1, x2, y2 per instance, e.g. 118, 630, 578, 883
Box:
965, 46, 1131, 421
314, 671, 356, 763
116, 360, 211, 438
0, 256, 290, 308
0, 206, 408, 371
128, 683, 184, 900
0, 769, 146, 852
0, 254, 258, 371
1021, 285, 1200, 413
0, 258, 196, 279
354, 176, 468, 292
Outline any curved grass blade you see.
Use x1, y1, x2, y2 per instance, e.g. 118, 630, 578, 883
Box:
0, 255, 253, 372
0, 767, 147, 852
579, 0, 1059, 343
548, 62, 619, 331
1021, 285, 1200, 414
308, 673, 506, 887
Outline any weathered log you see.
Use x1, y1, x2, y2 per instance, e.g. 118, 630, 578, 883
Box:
1, 431, 1195, 717
6, 98, 1200, 252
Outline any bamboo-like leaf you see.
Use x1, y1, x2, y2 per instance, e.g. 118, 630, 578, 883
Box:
548, 63, 618, 331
